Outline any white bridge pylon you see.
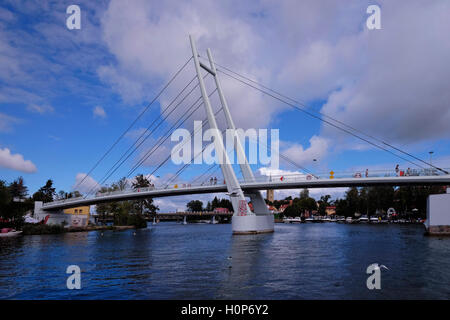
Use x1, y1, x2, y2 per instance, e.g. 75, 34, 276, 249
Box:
189, 35, 274, 234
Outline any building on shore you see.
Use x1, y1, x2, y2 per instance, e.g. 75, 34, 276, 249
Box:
325, 206, 336, 216
63, 206, 90, 227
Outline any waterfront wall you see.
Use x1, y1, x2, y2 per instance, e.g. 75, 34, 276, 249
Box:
34, 201, 68, 225
426, 191, 450, 235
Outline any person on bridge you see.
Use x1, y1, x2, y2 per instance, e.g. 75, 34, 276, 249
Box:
210, 177, 213, 185
214, 177, 217, 185
395, 164, 399, 176
365, 169, 369, 177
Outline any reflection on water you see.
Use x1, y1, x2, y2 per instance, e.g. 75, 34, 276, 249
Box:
0, 223, 449, 299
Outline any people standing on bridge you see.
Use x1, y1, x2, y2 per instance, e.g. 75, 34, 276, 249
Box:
395, 164, 399, 176
406, 167, 411, 176
214, 177, 217, 185
365, 169, 369, 177
210, 177, 213, 185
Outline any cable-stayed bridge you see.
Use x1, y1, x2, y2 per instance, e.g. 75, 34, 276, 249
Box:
35, 36, 450, 234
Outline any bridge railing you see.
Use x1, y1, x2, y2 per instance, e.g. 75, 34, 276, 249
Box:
248, 167, 450, 184
41, 167, 449, 207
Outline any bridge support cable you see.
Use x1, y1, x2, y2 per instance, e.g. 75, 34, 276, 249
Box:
162, 126, 227, 189
93, 75, 203, 188
86, 93, 205, 197
216, 60, 449, 174
217, 68, 429, 171
201, 58, 448, 173
199, 165, 221, 185
73, 56, 193, 192
126, 89, 219, 179
150, 109, 226, 188
190, 164, 219, 185
83, 84, 206, 199
247, 134, 319, 178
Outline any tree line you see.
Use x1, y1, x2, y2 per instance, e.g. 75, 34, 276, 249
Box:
334, 185, 445, 218
186, 197, 233, 212
275, 185, 446, 218
0, 174, 159, 228
91, 175, 158, 227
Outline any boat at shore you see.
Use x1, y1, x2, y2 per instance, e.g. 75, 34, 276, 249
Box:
370, 216, 379, 223
0, 228, 22, 238
283, 217, 302, 223
359, 215, 369, 223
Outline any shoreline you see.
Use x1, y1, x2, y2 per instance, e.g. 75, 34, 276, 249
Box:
19, 224, 138, 236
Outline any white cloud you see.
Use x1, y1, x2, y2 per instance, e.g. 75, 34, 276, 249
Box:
48, 134, 61, 141
0, 112, 21, 132
0, 7, 15, 22
27, 104, 54, 114
99, 0, 277, 129
282, 136, 329, 167
72, 173, 100, 194
0, 147, 37, 173
93, 105, 107, 118
96, 0, 450, 163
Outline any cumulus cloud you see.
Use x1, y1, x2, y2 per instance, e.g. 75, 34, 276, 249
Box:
99, 0, 278, 129
96, 0, 450, 164
0, 147, 37, 173
276, 1, 450, 145
282, 136, 329, 167
72, 173, 100, 194
93, 105, 107, 118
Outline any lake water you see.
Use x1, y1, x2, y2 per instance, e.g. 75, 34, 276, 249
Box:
0, 222, 449, 299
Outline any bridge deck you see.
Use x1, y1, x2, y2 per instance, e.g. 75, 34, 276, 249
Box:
41, 174, 450, 211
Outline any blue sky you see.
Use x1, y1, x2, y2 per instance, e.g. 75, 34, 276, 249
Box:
1, 1, 450, 210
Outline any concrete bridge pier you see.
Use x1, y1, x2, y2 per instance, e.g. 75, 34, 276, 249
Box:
425, 188, 450, 235
232, 215, 274, 234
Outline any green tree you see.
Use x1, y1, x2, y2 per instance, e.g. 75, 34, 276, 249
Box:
298, 197, 317, 214
300, 188, 309, 199
0, 180, 12, 217
131, 174, 158, 216
32, 179, 56, 202
317, 195, 331, 215
345, 187, 359, 217
187, 200, 203, 212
